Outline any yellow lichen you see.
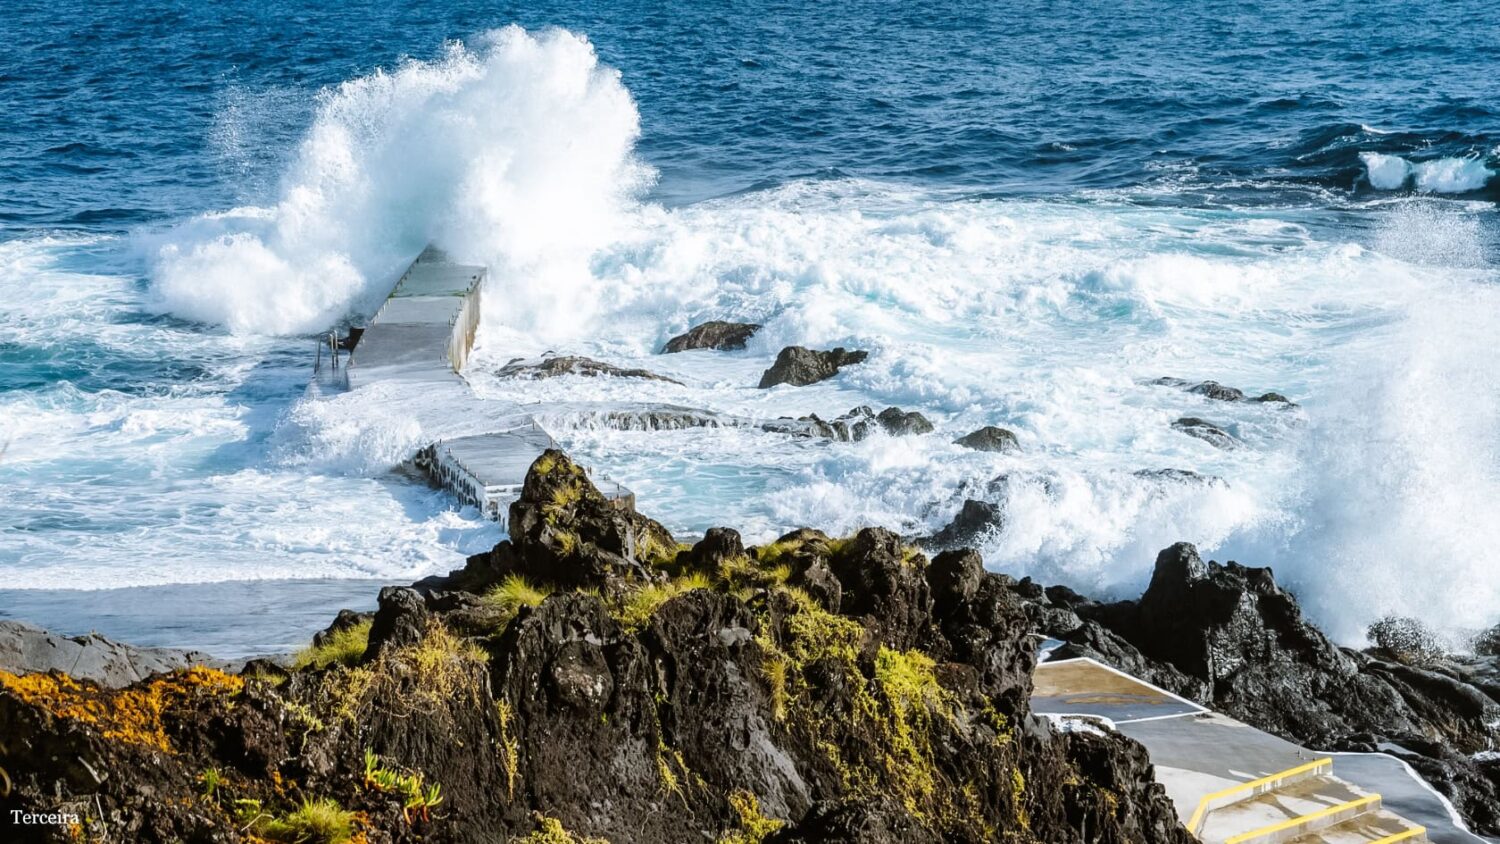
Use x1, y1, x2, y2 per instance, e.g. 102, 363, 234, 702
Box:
0, 666, 242, 753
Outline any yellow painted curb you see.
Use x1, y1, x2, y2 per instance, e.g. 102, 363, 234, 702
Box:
1224, 794, 1381, 844
1369, 827, 1426, 844
1186, 757, 1333, 835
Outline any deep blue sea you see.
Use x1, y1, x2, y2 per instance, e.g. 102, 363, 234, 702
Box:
2, 0, 1498, 655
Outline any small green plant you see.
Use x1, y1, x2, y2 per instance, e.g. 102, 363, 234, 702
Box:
291, 620, 372, 670
362, 749, 443, 824
236, 797, 356, 844
198, 767, 221, 801
482, 575, 553, 628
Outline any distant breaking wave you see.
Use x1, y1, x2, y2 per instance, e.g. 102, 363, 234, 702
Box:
1360, 151, 1495, 193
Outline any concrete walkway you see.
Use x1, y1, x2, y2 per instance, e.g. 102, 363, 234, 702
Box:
1032, 658, 1490, 844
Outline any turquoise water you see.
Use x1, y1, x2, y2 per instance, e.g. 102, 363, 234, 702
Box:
2, 0, 1498, 653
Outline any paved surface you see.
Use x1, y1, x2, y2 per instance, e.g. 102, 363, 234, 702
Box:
1033, 657, 1491, 844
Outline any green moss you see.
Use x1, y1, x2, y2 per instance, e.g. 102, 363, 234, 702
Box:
291, 620, 372, 671
483, 575, 553, 628
513, 815, 609, 844
718, 790, 785, 844
240, 797, 357, 844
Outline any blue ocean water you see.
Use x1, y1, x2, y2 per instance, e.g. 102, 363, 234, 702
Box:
2, 0, 1498, 654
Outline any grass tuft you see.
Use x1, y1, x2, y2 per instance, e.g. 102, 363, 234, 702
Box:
292, 620, 372, 671
613, 573, 713, 631
482, 575, 553, 629
240, 797, 357, 844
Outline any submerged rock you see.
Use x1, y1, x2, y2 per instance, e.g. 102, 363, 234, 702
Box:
1172, 416, 1237, 449
757, 346, 868, 388
954, 425, 1020, 453
497, 355, 683, 384
660, 320, 762, 353
1151, 376, 1297, 406
0, 450, 1192, 844
763, 405, 932, 441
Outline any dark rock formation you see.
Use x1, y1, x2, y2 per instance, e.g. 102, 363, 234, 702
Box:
955, 425, 1020, 453
763, 405, 931, 442
875, 406, 934, 436
758, 346, 868, 388
497, 355, 683, 385
1171, 416, 1237, 449
660, 320, 762, 353
920, 499, 1004, 551
1131, 468, 1221, 485
0, 620, 227, 688
0, 451, 1190, 844
1015, 543, 1500, 835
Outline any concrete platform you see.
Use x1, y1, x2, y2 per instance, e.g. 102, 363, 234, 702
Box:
307, 247, 634, 524
1032, 658, 1486, 844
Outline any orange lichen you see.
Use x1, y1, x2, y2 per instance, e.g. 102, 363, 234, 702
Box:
0, 666, 243, 753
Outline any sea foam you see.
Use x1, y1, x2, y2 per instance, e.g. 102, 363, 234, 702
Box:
148, 27, 647, 336
1361, 151, 1494, 194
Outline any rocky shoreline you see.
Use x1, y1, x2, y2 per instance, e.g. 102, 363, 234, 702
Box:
3, 447, 1498, 843
1, 449, 1190, 843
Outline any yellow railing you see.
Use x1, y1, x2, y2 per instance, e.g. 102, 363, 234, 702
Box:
1223, 794, 1381, 844
1369, 827, 1426, 844
1186, 757, 1332, 835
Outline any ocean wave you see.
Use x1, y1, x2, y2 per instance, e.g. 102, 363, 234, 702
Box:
1360, 151, 1495, 193
145, 26, 648, 336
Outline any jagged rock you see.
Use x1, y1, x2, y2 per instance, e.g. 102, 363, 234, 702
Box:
1367, 616, 1448, 666
757, 346, 868, 388
499, 449, 680, 593
1172, 416, 1237, 449
497, 355, 683, 385
1255, 391, 1293, 404
954, 425, 1019, 453
921, 499, 1004, 550
1473, 624, 1500, 657
0, 620, 224, 688
660, 320, 762, 353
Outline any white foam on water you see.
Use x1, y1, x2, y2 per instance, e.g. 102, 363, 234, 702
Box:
145, 26, 647, 336
1362, 151, 1494, 194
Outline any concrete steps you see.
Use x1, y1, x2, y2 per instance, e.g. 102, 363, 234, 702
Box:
1195, 768, 1426, 844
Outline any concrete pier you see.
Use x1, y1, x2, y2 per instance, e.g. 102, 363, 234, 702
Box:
314, 247, 633, 527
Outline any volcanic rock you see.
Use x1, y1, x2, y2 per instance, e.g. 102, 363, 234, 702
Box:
954, 425, 1020, 453
0, 450, 1193, 844
921, 499, 1004, 550
757, 346, 868, 388
660, 320, 762, 353
0, 620, 225, 688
